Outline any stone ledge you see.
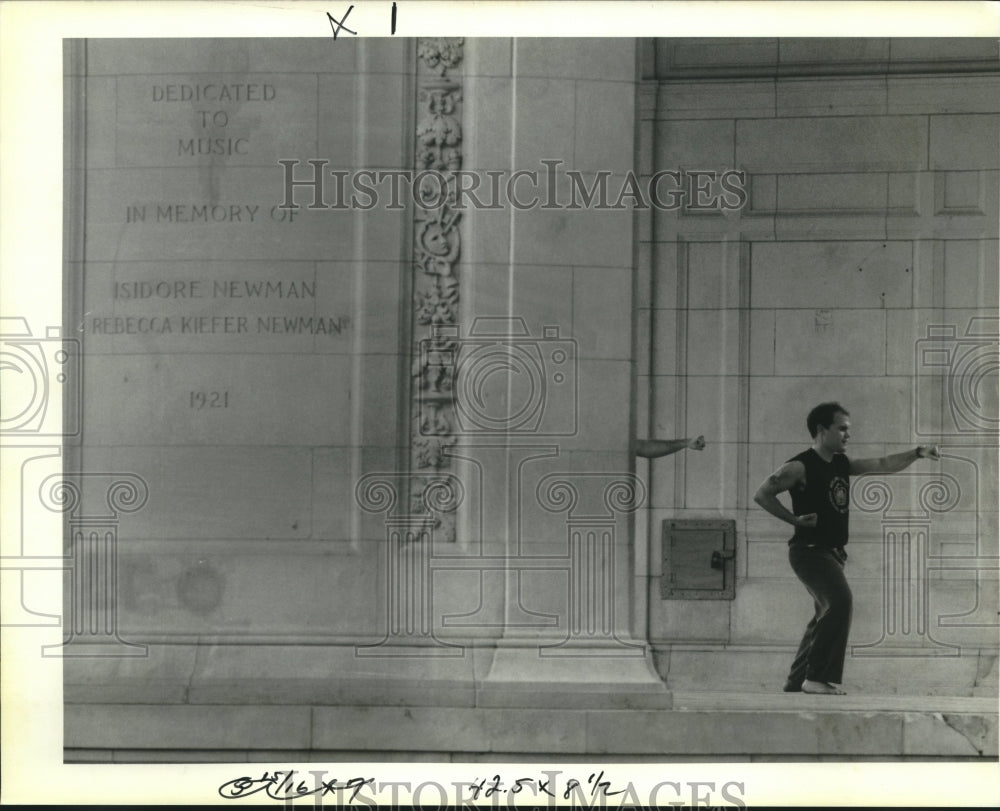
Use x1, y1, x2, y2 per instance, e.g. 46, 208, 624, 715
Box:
65, 700, 998, 759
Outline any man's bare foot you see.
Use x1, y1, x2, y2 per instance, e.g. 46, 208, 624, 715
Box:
801, 680, 846, 695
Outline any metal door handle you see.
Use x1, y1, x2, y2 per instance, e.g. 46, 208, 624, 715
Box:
710, 549, 735, 570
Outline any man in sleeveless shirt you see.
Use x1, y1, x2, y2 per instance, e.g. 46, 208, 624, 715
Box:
753, 402, 939, 695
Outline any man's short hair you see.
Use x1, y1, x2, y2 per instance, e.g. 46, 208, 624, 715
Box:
807, 402, 849, 437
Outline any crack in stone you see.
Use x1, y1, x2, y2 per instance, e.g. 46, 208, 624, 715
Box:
940, 713, 989, 756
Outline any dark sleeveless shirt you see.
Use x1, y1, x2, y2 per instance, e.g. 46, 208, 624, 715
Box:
788, 448, 850, 548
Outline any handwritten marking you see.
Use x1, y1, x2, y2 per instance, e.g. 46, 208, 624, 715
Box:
391, 1, 397, 34
327, 7, 357, 39
219, 771, 374, 802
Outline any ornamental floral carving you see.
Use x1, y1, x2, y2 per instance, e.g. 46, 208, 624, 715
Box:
417, 38, 464, 77
409, 38, 464, 540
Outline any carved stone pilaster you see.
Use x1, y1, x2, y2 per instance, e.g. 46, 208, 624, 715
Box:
410, 38, 464, 542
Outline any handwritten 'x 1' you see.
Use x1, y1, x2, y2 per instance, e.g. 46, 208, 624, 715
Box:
327, 6, 357, 39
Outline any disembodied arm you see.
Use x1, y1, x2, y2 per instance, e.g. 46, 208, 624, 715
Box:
634, 435, 706, 458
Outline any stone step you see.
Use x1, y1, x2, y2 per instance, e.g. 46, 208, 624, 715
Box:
65, 694, 998, 760
659, 645, 999, 696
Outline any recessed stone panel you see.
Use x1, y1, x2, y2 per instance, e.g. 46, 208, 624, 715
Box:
737, 116, 926, 174
655, 80, 775, 120
930, 114, 1000, 171
751, 241, 913, 308
773, 309, 886, 376
776, 77, 888, 118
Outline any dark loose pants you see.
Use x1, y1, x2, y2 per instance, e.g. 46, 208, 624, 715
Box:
785, 544, 853, 687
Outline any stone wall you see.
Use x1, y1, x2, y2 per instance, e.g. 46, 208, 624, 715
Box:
638, 38, 999, 693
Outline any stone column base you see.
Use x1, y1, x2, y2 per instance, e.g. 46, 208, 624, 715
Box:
478, 639, 672, 709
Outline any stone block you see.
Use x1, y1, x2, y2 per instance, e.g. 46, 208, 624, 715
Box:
112, 749, 249, 763
513, 77, 576, 170
85, 168, 362, 262
83, 77, 116, 169
574, 81, 635, 176
585, 707, 903, 756
910, 239, 943, 308
511, 178, 634, 268
750, 241, 912, 309
115, 543, 383, 638
655, 80, 775, 120
634, 309, 652, 376
887, 171, 998, 240
777, 172, 887, 213
318, 260, 402, 355
930, 114, 1000, 171
943, 240, 1000, 308
652, 241, 680, 309
510, 264, 574, 336
886, 308, 984, 375
779, 38, 890, 69
737, 116, 926, 173
86, 38, 360, 76
647, 580, 732, 642
776, 77, 888, 118
650, 313, 679, 376
514, 450, 636, 550
749, 376, 913, 444
687, 240, 743, 309
186, 644, 477, 706
685, 375, 740, 445
661, 38, 779, 75
65, 704, 312, 749
462, 205, 512, 264
463, 76, 513, 171
773, 309, 886, 376
654, 119, 735, 170
889, 75, 1000, 115
311, 447, 358, 540
645, 465, 679, 516
358, 38, 410, 76
63, 644, 198, 704
82, 353, 355, 446
318, 72, 408, 169
730, 579, 813, 644
686, 309, 740, 376
682, 440, 739, 511
775, 212, 888, 243
748, 173, 777, 215
566, 360, 632, 451
466, 38, 512, 78
903, 712, 998, 757
749, 308, 775, 375
87, 445, 312, 539
516, 38, 636, 82
890, 38, 999, 65
940, 170, 988, 213
573, 267, 632, 360
432, 566, 505, 637
359, 353, 402, 448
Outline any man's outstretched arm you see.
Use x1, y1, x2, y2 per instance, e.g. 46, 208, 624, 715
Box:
849, 444, 941, 476
634, 435, 706, 458
753, 461, 816, 528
